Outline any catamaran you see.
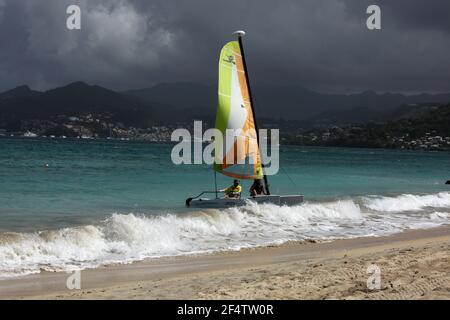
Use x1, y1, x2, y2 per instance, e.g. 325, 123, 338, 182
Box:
186, 31, 304, 208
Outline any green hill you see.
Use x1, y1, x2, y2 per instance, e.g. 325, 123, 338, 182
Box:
284, 104, 450, 150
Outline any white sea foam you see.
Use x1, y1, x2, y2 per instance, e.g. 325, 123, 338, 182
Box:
0, 192, 449, 278
362, 192, 450, 212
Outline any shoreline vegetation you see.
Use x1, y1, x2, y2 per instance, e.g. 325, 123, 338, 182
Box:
1, 225, 449, 300
1, 104, 449, 152
1, 130, 449, 153
282, 104, 450, 151
1, 81, 449, 151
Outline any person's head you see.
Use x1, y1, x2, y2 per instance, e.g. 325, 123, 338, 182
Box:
233, 179, 240, 186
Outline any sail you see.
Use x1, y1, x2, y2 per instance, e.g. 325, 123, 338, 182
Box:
214, 41, 263, 180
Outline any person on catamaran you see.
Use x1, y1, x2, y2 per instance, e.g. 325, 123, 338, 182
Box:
249, 179, 266, 197
221, 179, 242, 198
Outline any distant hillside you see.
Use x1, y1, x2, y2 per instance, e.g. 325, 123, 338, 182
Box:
0, 82, 163, 130
125, 83, 450, 125
126, 82, 215, 112
0, 85, 41, 101
1, 81, 450, 132
284, 104, 450, 150
383, 104, 450, 138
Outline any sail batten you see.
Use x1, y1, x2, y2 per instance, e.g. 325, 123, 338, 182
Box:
214, 41, 263, 180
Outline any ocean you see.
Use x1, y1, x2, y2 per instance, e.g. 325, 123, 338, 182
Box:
0, 137, 449, 278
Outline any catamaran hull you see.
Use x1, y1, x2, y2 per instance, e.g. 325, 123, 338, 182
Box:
187, 195, 304, 208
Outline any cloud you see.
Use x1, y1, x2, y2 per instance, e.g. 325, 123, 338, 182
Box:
0, 0, 449, 93
0, 0, 5, 19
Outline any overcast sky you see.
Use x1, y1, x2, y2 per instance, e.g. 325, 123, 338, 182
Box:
0, 0, 449, 93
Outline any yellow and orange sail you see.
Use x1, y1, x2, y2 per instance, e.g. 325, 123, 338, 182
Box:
214, 41, 263, 180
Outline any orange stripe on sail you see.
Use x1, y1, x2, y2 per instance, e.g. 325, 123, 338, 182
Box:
221, 135, 259, 166
219, 170, 257, 180
235, 51, 262, 168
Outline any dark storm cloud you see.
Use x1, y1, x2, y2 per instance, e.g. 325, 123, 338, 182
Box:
343, 0, 450, 34
0, 0, 449, 93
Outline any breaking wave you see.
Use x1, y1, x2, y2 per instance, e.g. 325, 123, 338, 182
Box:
0, 192, 449, 278
362, 192, 450, 212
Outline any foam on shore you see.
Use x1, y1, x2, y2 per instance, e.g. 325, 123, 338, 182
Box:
0, 192, 449, 278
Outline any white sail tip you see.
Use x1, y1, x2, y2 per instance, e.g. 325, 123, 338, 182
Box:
232, 30, 246, 37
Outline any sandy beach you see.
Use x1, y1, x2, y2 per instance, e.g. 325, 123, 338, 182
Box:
0, 225, 448, 300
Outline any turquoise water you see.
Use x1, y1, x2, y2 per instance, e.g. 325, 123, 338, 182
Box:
0, 137, 449, 232
0, 137, 449, 278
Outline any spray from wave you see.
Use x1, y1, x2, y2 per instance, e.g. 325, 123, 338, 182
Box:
0, 192, 449, 278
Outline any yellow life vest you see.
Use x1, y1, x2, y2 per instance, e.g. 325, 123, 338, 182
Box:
225, 185, 242, 194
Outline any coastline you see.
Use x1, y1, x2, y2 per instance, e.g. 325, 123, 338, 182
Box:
1, 225, 449, 300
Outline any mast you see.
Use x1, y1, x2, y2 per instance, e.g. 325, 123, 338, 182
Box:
214, 170, 218, 199
233, 30, 270, 195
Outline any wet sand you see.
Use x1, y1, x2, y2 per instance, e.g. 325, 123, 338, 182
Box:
1, 226, 449, 300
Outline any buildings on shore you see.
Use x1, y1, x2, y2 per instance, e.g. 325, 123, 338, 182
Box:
392, 134, 450, 151
281, 126, 450, 151
0, 114, 179, 142
1, 114, 449, 151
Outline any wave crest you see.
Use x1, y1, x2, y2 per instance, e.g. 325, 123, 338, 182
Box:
362, 192, 450, 212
